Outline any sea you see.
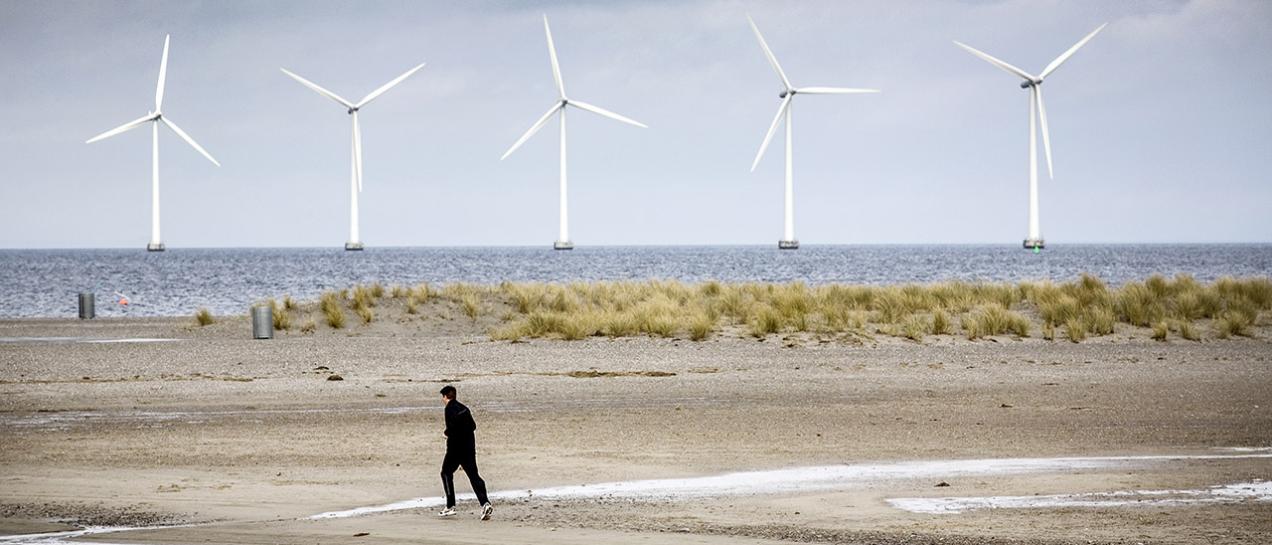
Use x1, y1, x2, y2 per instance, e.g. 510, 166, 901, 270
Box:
0, 245, 1269, 318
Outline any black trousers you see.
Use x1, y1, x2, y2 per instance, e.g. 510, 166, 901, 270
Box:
441, 448, 489, 508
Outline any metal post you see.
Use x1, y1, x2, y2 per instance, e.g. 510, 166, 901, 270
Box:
252, 305, 274, 339
78, 293, 95, 320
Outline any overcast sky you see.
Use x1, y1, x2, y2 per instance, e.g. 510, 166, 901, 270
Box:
1, 0, 1269, 248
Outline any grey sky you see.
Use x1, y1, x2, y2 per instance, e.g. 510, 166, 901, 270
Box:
1, 0, 1269, 248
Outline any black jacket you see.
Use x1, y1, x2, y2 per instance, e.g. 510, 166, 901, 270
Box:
444, 400, 477, 452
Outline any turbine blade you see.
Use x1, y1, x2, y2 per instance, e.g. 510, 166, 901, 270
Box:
501, 101, 564, 160
747, 16, 791, 91
155, 34, 169, 112
357, 63, 426, 108
567, 100, 647, 129
751, 96, 790, 172
86, 113, 157, 144
543, 15, 566, 98
280, 68, 354, 109
1040, 23, 1108, 80
796, 86, 881, 95
953, 41, 1036, 81
1035, 86, 1053, 179
353, 114, 363, 192
160, 117, 220, 167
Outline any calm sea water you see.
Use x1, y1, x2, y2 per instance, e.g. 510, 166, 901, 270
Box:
1, 245, 1269, 318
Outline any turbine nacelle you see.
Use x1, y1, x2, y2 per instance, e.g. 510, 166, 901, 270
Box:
778, 90, 793, 99
1020, 80, 1043, 89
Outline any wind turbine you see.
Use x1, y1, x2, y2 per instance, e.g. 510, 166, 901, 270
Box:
747, 16, 879, 250
954, 23, 1107, 251
280, 62, 425, 250
501, 15, 647, 250
86, 35, 220, 252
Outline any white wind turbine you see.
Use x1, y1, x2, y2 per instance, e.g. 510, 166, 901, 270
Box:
955, 23, 1107, 251
280, 62, 425, 250
86, 35, 220, 252
747, 16, 879, 250
501, 16, 647, 250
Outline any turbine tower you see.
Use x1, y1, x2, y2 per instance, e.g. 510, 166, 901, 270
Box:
280, 62, 425, 250
501, 15, 647, 250
954, 23, 1107, 251
86, 35, 220, 252
747, 16, 879, 250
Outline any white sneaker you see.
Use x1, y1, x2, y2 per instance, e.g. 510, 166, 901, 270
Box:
480, 503, 493, 521
437, 507, 456, 517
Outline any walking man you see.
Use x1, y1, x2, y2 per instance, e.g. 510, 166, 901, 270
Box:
437, 385, 493, 520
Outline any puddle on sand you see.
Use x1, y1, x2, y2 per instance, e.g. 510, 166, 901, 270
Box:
0, 525, 182, 545
888, 480, 1272, 514
310, 450, 1272, 519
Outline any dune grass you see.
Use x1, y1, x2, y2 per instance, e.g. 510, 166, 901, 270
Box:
481, 275, 1267, 342
1177, 320, 1200, 341
269, 298, 292, 331
320, 292, 345, 329
284, 275, 1268, 342
961, 304, 1030, 340
194, 308, 214, 326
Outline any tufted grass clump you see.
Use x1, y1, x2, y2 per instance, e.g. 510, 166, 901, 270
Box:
194, 308, 214, 326
688, 313, 715, 341
1177, 320, 1199, 341
352, 285, 376, 310
902, 314, 929, 341
1214, 308, 1256, 339
961, 304, 1030, 340
931, 309, 951, 335
270, 298, 292, 331
749, 305, 783, 338
320, 291, 345, 329
1065, 318, 1086, 342
461, 294, 482, 321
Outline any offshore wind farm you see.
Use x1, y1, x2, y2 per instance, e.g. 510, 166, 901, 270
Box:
2, 3, 1272, 545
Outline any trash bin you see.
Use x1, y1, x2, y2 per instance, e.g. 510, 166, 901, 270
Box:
78, 293, 95, 320
252, 305, 273, 339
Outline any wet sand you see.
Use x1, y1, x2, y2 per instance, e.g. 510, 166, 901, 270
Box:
1, 317, 1270, 544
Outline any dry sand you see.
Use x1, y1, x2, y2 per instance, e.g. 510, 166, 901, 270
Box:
1, 315, 1270, 545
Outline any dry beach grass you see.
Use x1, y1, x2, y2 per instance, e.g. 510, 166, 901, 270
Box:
245, 275, 1272, 344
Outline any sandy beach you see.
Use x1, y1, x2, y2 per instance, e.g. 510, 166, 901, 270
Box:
2, 310, 1270, 545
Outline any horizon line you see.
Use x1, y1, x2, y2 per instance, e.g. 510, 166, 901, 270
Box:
2, 241, 1271, 251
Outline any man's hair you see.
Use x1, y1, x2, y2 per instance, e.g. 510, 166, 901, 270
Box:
439, 385, 457, 399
